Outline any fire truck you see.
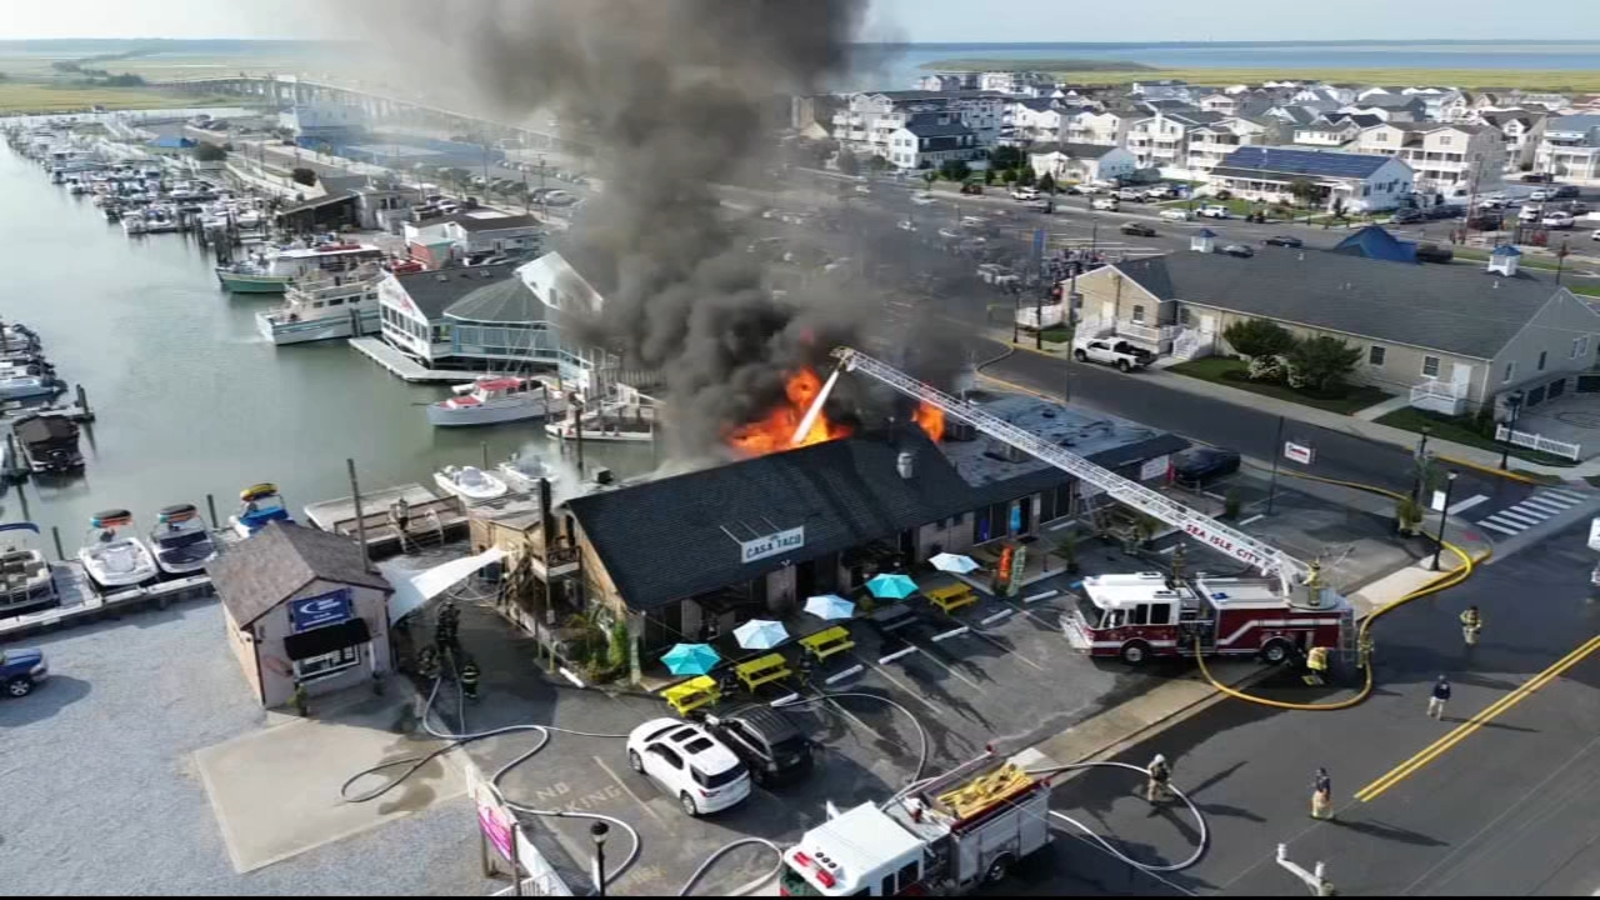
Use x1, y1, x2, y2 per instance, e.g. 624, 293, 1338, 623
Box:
1060, 571, 1350, 666
778, 751, 1052, 896
798, 348, 1353, 668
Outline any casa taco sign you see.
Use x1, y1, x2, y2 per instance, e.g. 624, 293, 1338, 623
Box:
740, 526, 805, 564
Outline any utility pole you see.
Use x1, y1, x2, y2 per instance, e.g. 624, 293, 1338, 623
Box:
1431, 470, 1459, 571
347, 458, 372, 573
1267, 415, 1285, 516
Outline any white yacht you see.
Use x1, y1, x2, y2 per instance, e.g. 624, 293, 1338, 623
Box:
149, 503, 219, 576
255, 264, 385, 345
0, 522, 58, 616
426, 375, 566, 427
216, 242, 385, 294
78, 510, 159, 590
433, 465, 510, 504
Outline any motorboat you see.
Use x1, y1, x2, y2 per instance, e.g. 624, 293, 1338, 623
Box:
0, 375, 64, 402
216, 242, 386, 294
427, 375, 566, 427
254, 264, 385, 345
433, 465, 509, 504
78, 510, 159, 590
229, 483, 293, 538
149, 503, 219, 576
0, 522, 58, 617
497, 450, 558, 493
13, 414, 84, 475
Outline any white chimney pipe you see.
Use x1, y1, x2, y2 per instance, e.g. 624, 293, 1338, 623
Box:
897, 450, 915, 479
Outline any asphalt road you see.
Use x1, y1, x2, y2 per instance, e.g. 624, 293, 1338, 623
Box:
1035, 517, 1600, 896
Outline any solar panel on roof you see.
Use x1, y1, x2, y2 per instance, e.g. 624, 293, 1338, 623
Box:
1221, 146, 1388, 178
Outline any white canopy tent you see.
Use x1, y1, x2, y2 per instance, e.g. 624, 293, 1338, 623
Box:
381, 547, 506, 624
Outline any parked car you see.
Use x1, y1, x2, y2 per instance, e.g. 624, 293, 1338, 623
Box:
1391, 208, 1426, 224
1160, 208, 1194, 222
1091, 197, 1120, 211
1426, 204, 1465, 220
1466, 214, 1504, 231
627, 718, 751, 816
896, 219, 917, 232
1264, 235, 1303, 248
543, 190, 577, 206
1529, 189, 1551, 203
1521, 172, 1554, 184
1170, 447, 1241, 484
1142, 184, 1177, 201
1415, 242, 1454, 263
1543, 212, 1575, 229
1010, 186, 1039, 201
1592, 229, 1600, 241
1075, 183, 1102, 195
704, 708, 813, 787
959, 182, 984, 195
853, 183, 871, 194
1197, 204, 1231, 219
1115, 187, 1146, 202
1119, 221, 1156, 237
1073, 337, 1153, 372
1222, 243, 1255, 258
2, 646, 48, 698
911, 192, 936, 205
1554, 185, 1581, 199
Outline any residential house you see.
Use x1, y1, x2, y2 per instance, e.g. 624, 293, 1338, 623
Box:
1208, 146, 1414, 212
533, 402, 1185, 673
1198, 91, 1271, 118
1338, 94, 1427, 123
832, 90, 1007, 162
352, 183, 420, 233
1130, 80, 1193, 103
1185, 116, 1277, 176
1029, 143, 1139, 184
1062, 108, 1136, 147
1351, 122, 1505, 196
917, 72, 980, 92
1400, 87, 1466, 120
1291, 84, 1356, 107
1069, 245, 1600, 416
1293, 113, 1368, 148
979, 71, 1055, 96
1127, 109, 1225, 177
209, 521, 393, 709
1535, 115, 1600, 182
1006, 98, 1071, 144
886, 113, 981, 171
401, 211, 543, 266
1476, 110, 1549, 171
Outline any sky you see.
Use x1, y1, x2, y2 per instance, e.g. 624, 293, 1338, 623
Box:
5, 0, 1600, 43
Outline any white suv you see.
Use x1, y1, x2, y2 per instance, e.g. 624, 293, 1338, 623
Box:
627, 718, 751, 816
1196, 204, 1231, 219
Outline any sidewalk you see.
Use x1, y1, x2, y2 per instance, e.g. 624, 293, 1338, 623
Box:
985, 332, 1598, 482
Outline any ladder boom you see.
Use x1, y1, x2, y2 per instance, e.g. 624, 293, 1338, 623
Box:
832, 347, 1310, 583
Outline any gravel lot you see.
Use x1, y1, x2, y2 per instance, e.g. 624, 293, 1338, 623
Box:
0, 599, 497, 896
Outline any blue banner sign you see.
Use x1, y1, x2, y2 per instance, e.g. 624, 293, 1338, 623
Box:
291, 588, 353, 632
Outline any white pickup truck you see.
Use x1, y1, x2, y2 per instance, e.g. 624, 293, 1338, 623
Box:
1073, 336, 1154, 372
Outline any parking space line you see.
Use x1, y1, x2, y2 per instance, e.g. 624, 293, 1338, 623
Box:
907, 641, 988, 692
964, 624, 1048, 671
591, 755, 665, 825
855, 655, 943, 714
813, 690, 895, 746
1239, 513, 1265, 526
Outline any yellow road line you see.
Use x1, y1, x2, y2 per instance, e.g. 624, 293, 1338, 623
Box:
1355, 634, 1600, 803
1433, 453, 1548, 486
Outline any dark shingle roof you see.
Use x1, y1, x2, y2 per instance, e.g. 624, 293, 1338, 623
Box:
1213, 146, 1394, 180
444, 276, 547, 324
903, 115, 974, 138
566, 424, 1179, 613
1111, 250, 1574, 359
451, 213, 543, 233
392, 264, 518, 319
1030, 142, 1122, 159
1332, 225, 1417, 263
208, 521, 390, 627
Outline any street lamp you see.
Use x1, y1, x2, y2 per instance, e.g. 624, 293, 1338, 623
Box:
1498, 389, 1525, 470
590, 821, 610, 897
1411, 425, 1432, 503
1431, 470, 1459, 571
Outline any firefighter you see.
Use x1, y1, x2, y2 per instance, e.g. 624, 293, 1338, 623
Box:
418, 645, 441, 682
1306, 646, 1329, 683
1310, 767, 1333, 820
460, 659, 481, 702
1459, 605, 1482, 647
1145, 753, 1172, 804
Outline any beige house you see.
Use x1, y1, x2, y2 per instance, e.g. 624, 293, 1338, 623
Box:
209, 522, 393, 708
1070, 244, 1600, 416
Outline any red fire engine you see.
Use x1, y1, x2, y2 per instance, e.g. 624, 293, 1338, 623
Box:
1060, 571, 1351, 666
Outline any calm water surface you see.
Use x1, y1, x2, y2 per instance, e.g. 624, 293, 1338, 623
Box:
0, 144, 655, 549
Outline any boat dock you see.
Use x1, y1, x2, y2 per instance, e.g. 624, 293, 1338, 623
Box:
303, 481, 470, 559
0, 562, 214, 642
347, 337, 486, 384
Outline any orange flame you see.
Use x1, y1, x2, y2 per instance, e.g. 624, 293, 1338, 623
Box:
727, 368, 852, 457
913, 402, 945, 443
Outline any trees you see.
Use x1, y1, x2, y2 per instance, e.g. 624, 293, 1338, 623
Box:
939, 159, 971, 182
1001, 168, 1019, 185
193, 143, 227, 162
291, 167, 318, 187
990, 145, 1025, 171
1287, 335, 1362, 392
866, 154, 892, 173
983, 167, 997, 185
1038, 172, 1057, 195
1289, 177, 1318, 207
1223, 318, 1297, 362
921, 169, 937, 188
1017, 165, 1036, 187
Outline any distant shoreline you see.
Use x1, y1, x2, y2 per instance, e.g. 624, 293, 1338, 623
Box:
918, 58, 1157, 73
912, 61, 1600, 92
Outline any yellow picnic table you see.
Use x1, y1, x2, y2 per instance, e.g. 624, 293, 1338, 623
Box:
660, 675, 720, 717
924, 582, 978, 614
799, 625, 856, 661
735, 653, 792, 691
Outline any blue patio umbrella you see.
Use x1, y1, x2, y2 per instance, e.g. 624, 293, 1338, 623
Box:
928, 552, 980, 574
804, 594, 856, 621
866, 573, 919, 600
733, 618, 790, 650
661, 643, 721, 676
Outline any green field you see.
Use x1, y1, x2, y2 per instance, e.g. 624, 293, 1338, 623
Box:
0, 81, 239, 114
919, 61, 1600, 93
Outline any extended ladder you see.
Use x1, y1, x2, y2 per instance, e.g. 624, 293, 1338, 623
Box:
830, 347, 1313, 590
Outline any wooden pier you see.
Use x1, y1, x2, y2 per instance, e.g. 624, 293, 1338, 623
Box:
0, 562, 214, 642
303, 482, 470, 560
347, 337, 486, 384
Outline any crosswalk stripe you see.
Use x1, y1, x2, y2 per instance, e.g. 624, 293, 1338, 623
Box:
1534, 491, 1580, 507
1511, 501, 1562, 517
1478, 519, 1523, 536
1447, 494, 1490, 515
1544, 489, 1587, 503
1497, 508, 1547, 525
1484, 514, 1533, 530
1521, 497, 1573, 514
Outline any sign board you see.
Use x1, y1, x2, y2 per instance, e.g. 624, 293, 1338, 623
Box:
1009, 503, 1023, 534
466, 765, 516, 864
1181, 521, 1271, 572
740, 526, 805, 564
1006, 545, 1027, 598
290, 588, 352, 633
1588, 517, 1600, 552
1139, 455, 1170, 482
1284, 442, 1314, 465
1431, 490, 1448, 513
513, 829, 575, 896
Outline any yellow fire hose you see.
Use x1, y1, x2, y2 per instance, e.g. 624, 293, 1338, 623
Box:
1191, 469, 1489, 711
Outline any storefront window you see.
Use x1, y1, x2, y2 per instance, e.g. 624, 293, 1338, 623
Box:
295, 645, 359, 680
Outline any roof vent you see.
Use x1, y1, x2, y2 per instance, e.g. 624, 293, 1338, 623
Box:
897, 450, 914, 480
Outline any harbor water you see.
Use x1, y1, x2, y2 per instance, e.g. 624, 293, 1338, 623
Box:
0, 144, 656, 549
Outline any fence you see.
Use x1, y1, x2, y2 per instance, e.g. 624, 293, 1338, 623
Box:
1409, 379, 1469, 416
1496, 424, 1582, 461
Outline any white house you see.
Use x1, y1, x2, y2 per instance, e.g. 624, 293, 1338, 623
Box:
1007, 98, 1070, 143
833, 90, 1007, 162
1350, 122, 1505, 196
1127, 110, 1224, 177
1062, 108, 1136, 147
1208, 146, 1414, 212
1029, 144, 1138, 184
887, 114, 982, 171
1185, 116, 1275, 176
1535, 115, 1600, 182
